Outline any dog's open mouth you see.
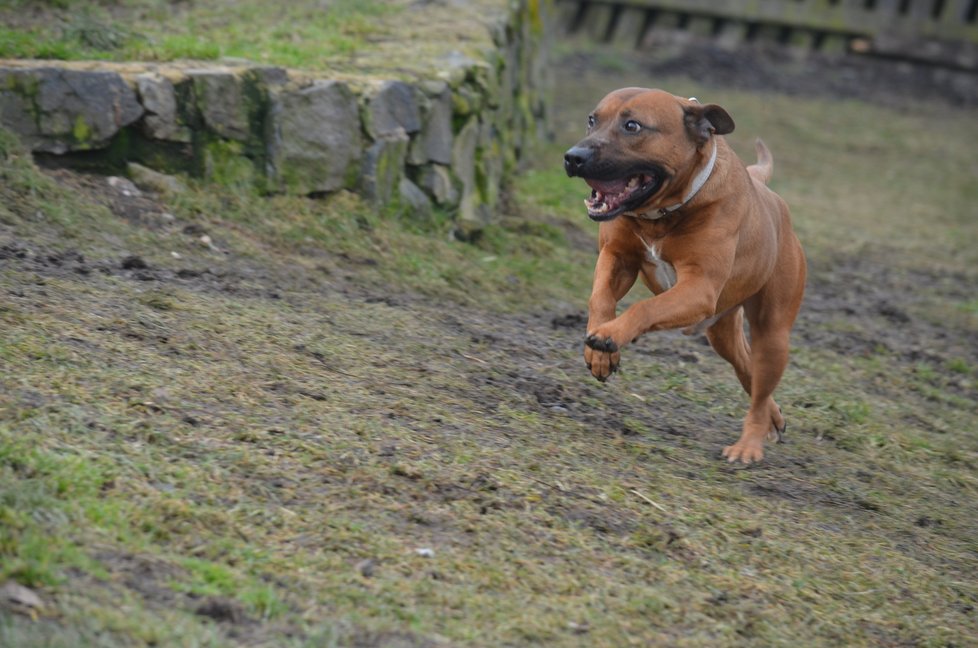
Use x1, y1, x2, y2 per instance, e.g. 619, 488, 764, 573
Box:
584, 173, 660, 221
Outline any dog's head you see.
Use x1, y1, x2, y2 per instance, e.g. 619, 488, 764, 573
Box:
563, 88, 734, 221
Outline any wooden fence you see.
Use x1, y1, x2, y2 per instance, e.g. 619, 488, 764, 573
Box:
556, 0, 978, 69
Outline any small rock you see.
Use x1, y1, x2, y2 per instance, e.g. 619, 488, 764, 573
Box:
107, 176, 142, 197
198, 235, 222, 252
567, 621, 590, 634
127, 162, 187, 195
356, 558, 376, 578
1, 581, 44, 616
414, 547, 435, 558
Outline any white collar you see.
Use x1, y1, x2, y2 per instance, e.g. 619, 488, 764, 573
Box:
643, 138, 718, 220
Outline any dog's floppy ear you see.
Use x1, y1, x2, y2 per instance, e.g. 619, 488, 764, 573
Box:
684, 103, 735, 145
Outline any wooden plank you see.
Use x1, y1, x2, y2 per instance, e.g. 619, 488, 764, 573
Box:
908, 0, 935, 20
584, 0, 978, 43
609, 6, 652, 48
596, 0, 871, 33
554, 0, 585, 31
578, 2, 619, 41
788, 28, 819, 49
686, 15, 716, 37
714, 20, 749, 47
818, 32, 852, 53
943, 0, 974, 22
874, 0, 902, 16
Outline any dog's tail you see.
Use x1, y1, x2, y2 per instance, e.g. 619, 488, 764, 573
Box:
748, 138, 773, 185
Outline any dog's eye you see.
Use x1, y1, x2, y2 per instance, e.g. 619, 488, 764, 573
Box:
623, 120, 642, 133
587, 115, 595, 130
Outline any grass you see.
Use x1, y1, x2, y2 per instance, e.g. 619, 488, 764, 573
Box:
2, 42, 978, 647
0, 0, 510, 79
0, 0, 399, 67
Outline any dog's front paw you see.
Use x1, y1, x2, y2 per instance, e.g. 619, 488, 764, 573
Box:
585, 334, 619, 354
584, 334, 620, 382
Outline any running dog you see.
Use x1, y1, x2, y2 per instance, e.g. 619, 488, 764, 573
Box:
564, 88, 806, 464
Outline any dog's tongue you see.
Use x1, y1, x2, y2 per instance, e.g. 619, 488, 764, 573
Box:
585, 178, 629, 195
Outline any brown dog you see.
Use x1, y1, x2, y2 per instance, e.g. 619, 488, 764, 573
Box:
564, 88, 806, 464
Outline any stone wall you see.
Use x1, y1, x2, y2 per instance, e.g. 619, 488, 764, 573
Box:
0, 0, 552, 233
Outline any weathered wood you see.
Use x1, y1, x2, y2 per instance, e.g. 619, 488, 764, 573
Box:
555, 0, 978, 68
610, 6, 652, 48
577, 2, 619, 42
557, 0, 978, 43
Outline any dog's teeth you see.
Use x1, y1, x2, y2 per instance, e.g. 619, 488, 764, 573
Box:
627, 177, 638, 189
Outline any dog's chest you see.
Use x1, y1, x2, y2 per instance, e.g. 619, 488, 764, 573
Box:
643, 241, 677, 291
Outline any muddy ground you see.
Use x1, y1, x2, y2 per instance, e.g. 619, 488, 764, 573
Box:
3, 37, 978, 647
8, 153, 976, 461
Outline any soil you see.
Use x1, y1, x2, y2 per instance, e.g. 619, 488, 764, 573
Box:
3, 38, 978, 646
8, 56, 976, 450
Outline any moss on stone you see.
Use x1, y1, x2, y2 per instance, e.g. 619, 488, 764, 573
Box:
72, 115, 92, 145
202, 138, 256, 189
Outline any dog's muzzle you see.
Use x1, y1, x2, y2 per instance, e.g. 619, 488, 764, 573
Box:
564, 146, 593, 176
564, 145, 666, 221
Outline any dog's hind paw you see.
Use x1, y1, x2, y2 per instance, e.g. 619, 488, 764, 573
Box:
721, 440, 765, 465
767, 407, 786, 444
767, 421, 787, 444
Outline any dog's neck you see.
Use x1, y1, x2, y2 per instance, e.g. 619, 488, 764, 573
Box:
634, 137, 718, 221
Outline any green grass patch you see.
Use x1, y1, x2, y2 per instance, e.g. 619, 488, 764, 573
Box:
0, 0, 401, 69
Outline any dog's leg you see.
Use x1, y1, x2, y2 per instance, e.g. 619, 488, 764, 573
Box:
585, 249, 639, 381
721, 318, 789, 464
722, 247, 805, 463
705, 307, 752, 396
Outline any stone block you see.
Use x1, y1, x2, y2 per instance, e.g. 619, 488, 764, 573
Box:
477, 121, 505, 212
187, 69, 250, 141
360, 128, 409, 205
416, 163, 459, 206
398, 177, 433, 218
0, 66, 142, 153
363, 80, 421, 139
408, 87, 453, 166
452, 116, 490, 226
136, 73, 192, 143
265, 80, 362, 195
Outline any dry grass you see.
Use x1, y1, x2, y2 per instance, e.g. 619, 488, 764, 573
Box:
2, 44, 978, 647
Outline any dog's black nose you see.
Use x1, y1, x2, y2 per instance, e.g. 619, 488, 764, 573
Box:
564, 146, 593, 176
